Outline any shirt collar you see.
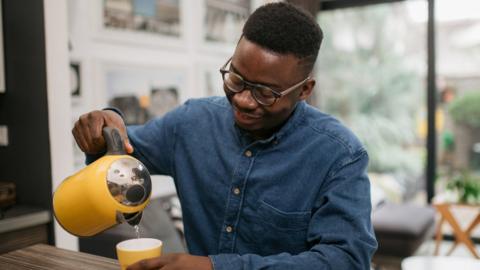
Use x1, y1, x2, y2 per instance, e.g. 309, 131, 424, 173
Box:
273, 101, 306, 141
232, 101, 306, 146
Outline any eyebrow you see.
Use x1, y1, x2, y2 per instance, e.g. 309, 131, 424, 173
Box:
230, 62, 281, 89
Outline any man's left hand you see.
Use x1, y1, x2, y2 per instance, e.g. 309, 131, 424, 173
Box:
126, 253, 213, 270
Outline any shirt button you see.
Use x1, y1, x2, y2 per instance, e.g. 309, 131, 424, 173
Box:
225, 226, 233, 233
245, 150, 252, 157
233, 187, 240, 195
273, 140, 278, 145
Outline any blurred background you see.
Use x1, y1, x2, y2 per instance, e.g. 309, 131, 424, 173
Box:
0, 0, 479, 269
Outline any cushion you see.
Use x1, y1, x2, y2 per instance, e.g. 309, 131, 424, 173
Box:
372, 203, 435, 258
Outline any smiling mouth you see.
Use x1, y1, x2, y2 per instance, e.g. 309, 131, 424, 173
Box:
233, 107, 262, 119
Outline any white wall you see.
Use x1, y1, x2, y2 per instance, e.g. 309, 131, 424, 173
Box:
68, 0, 234, 109
66, 0, 266, 201
67, 0, 238, 201
44, 0, 78, 251
46, 0, 260, 251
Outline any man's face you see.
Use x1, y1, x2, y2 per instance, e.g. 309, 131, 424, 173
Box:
225, 37, 315, 139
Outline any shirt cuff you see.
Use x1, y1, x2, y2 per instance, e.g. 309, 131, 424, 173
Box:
82, 108, 124, 165
208, 254, 243, 270
103, 107, 125, 120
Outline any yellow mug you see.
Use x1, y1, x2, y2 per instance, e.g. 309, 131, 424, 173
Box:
116, 238, 163, 270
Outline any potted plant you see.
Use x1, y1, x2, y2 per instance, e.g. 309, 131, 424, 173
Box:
446, 171, 480, 204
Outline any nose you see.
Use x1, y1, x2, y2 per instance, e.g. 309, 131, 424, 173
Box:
232, 88, 258, 110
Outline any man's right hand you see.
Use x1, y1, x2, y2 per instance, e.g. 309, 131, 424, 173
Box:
72, 110, 134, 155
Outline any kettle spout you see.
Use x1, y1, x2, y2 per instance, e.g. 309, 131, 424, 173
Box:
126, 211, 143, 226
117, 211, 143, 226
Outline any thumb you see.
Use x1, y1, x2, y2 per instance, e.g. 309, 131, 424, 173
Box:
125, 139, 134, 154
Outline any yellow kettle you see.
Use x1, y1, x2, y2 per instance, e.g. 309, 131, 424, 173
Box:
53, 127, 151, 237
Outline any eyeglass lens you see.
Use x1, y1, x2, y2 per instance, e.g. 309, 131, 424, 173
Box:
224, 72, 276, 105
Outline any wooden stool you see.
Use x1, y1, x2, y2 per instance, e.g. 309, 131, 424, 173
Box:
434, 203, 480, 258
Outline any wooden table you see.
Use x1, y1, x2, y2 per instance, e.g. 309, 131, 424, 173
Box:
433, 203, 480, 258
0, 244, 119, 269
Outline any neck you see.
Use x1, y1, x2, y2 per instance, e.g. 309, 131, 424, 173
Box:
247, 116, 289, 140
249, 129, 278, 140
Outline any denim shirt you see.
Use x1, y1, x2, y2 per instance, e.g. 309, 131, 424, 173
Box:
126, 97, 377, 270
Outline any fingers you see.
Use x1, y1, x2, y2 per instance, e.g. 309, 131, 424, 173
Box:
72, 109, 132, 155
125, 254, 211, 270
103, 110, 133, 153
126, 257, 168, 270
72, 111, 106, 154
87, 112, 106, 151
125, 140, 134, 154
78, 114, 96, 154
72, 121, 89, 153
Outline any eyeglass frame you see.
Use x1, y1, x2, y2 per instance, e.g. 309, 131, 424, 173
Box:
219, 57, 311, 106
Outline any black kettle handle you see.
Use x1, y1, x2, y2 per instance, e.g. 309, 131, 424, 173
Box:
103, 127, 126, 155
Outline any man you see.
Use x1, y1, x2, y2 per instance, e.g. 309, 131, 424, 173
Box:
73, 3, 377, 269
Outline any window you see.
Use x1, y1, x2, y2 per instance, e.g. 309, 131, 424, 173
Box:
435, 0, 480, 204
316, 1, 428, 205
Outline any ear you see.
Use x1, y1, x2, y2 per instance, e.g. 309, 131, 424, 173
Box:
298, 79, 315, 101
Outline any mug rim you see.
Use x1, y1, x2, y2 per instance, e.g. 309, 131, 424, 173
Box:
116, 238, 163, 251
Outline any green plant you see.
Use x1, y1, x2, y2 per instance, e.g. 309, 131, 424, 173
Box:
449, 91, 480, 128
446, 172, 480, 204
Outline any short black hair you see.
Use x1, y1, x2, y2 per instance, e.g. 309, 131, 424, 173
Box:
242, 2, 323, 73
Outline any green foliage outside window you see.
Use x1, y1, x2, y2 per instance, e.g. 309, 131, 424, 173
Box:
316, 5, 424, 185
449, 91, 480, 128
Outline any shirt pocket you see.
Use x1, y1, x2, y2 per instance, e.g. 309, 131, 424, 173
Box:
244, 200, 311, 255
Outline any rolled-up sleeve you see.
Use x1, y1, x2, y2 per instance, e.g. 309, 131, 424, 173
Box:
209, 151, 377, 270
126, 101, 191, 176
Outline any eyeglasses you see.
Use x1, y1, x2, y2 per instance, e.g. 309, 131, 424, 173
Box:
219, 57, 310, 106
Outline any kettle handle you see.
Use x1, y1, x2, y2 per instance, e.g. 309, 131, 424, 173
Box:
103, 127, 126, 155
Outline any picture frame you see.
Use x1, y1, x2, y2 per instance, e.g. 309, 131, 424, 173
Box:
92, 0, 185, 49
104, 0, 181, 37
70, 62, 81, 98
99, 62, 187, 125
204, 0, 251, 44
